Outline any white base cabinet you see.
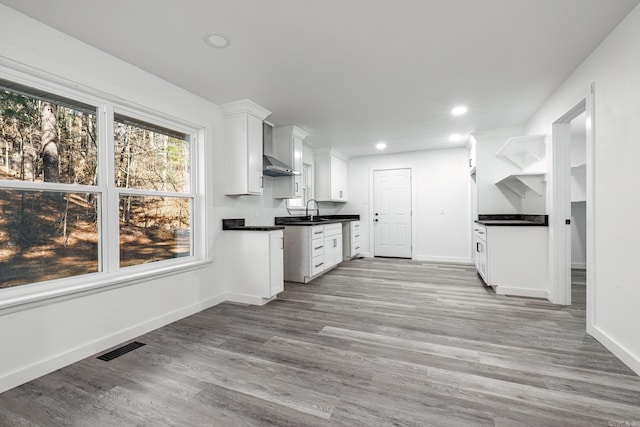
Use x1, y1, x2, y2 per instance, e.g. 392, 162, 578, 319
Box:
342, 220, 362, 261
283, 224, 343, 283
225, 230, 284, 305
475, 225, 549, 299
473, 224, 488, 282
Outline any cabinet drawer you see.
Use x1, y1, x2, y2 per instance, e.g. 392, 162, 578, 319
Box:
351, 243, 361, 254
311, 237, 324, 258
311, 254, 325, 276
310, 225, 324, 239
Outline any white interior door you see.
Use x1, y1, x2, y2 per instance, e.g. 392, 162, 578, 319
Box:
373, 168, 412, 258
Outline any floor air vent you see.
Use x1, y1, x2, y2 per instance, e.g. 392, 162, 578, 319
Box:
97, 341, 146, 361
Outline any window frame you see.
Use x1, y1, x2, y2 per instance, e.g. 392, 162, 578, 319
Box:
0, 67, 209, 315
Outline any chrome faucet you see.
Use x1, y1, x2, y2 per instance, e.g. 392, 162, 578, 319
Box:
305, 198, 320, 221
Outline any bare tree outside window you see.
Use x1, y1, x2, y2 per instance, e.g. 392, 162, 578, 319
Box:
0, 79, 196, 289
114, 115, 192, 268
0, 84, 99, 288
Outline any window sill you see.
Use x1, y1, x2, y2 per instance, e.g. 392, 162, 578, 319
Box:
0, 257, 212, 317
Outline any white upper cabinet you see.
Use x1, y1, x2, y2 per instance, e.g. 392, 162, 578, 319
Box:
273, 126, 308, 199
314, 148, 349, 202
220, 100, 271, 196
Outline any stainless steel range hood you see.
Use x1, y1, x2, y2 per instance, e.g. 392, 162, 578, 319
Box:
263, 154, 299, 177
263, 122, 299, 177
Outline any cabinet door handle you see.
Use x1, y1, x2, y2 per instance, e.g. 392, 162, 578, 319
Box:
476, 242, 480, 252
281, 237, 284, 250
314, 262, 324, 268
295, 182, 299, 193
354, 234, 360, 238
314, 231, 323, 235
314, 245, 323, 250
469, 159, 472, 167
260, 176, 264, 188
334, 238, 337, 248
339, 190, 343, 198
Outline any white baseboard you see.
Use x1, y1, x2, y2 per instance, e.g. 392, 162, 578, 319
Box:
225, 293, 275, 306
412, 255, 474, 265
0, 293, 226, 394
349, 253, 473, 266
588, 324, 640, 376
495, 286, 549, 299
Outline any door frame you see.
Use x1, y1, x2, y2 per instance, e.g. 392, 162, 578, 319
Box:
369, 166, 416, 259
549, 84, 595, 326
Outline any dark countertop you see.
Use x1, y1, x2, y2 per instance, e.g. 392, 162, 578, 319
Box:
475, 214, 548, 227
222, 218, 285, 231
275, 214, 360, 226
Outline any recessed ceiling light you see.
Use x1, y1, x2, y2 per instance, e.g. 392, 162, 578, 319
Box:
449, 134, 462, 142
376, 142, 387, 150
451, 106, 468, 116
203, 33, 231, 49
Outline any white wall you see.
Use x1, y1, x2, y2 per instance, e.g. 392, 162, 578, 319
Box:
0, 5, 230, 393
345, 148, 471, 263
525, 3, 640, 374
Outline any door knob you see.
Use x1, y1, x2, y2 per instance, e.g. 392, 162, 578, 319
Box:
374, 219, 379, 222
375, 213, 379, 216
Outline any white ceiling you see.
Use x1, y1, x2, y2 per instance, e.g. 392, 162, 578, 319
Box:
1, 0, 638, 157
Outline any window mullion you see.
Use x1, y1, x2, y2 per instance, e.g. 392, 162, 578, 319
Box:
101, 103, 119, 273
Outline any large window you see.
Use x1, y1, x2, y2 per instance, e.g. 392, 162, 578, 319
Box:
0, 78, 200, 291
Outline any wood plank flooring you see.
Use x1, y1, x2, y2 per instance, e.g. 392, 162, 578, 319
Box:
1, 258, 639, 426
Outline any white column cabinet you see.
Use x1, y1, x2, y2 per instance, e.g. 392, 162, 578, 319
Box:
225, 229, 284, 305
220, 100, 271, 196
314, 148, 349, 202
273, 126, 308, 199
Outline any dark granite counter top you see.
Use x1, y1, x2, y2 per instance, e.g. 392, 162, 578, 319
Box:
222, 218, 285, 231
475, 214, 548, 227
274, 214, 360, 226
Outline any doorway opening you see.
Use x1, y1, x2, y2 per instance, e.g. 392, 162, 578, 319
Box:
550, 84, 595, 330
570, 112, 587, 312
372, 168, 413, 258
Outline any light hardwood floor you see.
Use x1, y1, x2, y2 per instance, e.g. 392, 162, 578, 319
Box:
1, 259, 639, 426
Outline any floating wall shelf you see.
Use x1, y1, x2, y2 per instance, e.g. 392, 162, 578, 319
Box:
495, 135, 546, 169
495, 173, 547, 198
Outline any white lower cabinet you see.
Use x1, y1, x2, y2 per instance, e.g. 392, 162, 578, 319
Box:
323, 223, 343, 268
475, 225, 548, 298
342, 220, 361, 261
226, 229, 284, 305
283, 223, 343, 283
473, 225, 488, 282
